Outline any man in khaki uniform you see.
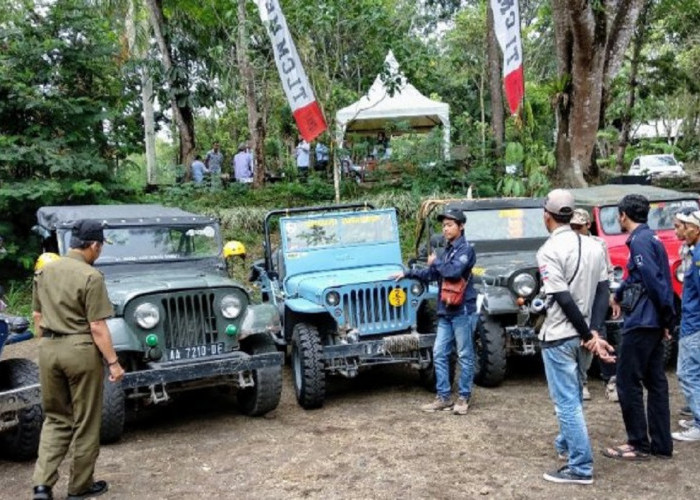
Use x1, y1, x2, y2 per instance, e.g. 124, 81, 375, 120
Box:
32, 220, 124, 500
536, 189, 614, 485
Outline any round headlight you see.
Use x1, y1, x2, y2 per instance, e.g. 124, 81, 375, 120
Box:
410, 281, 424, 296
675, 264, 685, 283
326, 291, 340, 306
612, 266, 624, 282
134, 302, 160, 329
221, 295, 243, 319
513, 273, 537, 297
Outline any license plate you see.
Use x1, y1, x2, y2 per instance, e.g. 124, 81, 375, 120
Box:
167, 342, 225, 361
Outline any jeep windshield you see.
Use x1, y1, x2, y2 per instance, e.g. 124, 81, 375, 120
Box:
599, 199, 700, 235
59, 224, 221, 263
283, 212, 396, 251
462, 208, 549, 241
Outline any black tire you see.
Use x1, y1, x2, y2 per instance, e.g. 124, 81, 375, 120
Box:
237, 335, 283, 416
100, 367, 125, 444
474, 316, 507, 387
291, 322, 325, 409
0, 358, 43, 461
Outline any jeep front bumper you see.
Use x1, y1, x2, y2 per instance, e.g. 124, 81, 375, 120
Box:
322, 332, 436, 363
120, 351, 283, 389
0, 383, 41, 415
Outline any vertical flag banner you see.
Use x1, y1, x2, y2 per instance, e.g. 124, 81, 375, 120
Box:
490, 0, 524, 115
258, 0, 327, 141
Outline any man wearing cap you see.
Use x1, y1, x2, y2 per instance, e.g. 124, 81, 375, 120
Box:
672, 209, 700, 442
537, 189, 614, 484
392, 208, 478, 415
570, 208, 617, 402
31, 220, 124, 500
604, 194, 675, 461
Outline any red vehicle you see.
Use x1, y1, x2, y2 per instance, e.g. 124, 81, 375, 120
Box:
572, 184, 700, 313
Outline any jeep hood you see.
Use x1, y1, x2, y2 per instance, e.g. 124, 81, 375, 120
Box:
471, 251, 539, 284
286, 264, 405, 301
103, 266, 239, 314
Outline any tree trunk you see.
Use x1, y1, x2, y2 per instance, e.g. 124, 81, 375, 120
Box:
486, 4, 504, 156
551, 0, 644, 187
237, 0, 265, 188
144, 0, 196, 178
615, 0, 651, 173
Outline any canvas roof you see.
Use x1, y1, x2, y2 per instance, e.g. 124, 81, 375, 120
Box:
36, 205, 212, 230
571, 184, 699, 207
335, 51, 450, 158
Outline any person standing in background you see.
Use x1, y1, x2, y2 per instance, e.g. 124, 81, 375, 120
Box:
295, 138, 310, 176
233, 143, 253, 183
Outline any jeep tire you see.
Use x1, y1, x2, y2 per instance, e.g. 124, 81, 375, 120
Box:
238, 334, 283, 416
291, 322, 325, 409
0, 359, 43, 461
474, 316, 506, 387
100, 366, 125, 444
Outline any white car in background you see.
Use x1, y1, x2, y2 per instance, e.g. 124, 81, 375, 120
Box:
628, 154, 686, 177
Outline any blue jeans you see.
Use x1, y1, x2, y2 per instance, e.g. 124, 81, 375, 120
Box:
433, 313, 477, 399
677, 331, 700, 428
541, 337, 593, 477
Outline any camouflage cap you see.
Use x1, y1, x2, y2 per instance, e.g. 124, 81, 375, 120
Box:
571, 208, 591, 225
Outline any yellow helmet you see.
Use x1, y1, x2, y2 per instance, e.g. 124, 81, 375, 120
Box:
35, 252, 60, 271
223, 241, 246, 258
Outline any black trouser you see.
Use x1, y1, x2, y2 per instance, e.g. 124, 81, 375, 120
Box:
616, 328, 672, 456
599, 324, 618, 381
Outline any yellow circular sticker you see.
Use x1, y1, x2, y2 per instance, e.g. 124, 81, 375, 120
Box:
388, 288, 407, 307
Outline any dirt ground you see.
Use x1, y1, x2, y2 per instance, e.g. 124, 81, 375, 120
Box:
2, 339, 700, 500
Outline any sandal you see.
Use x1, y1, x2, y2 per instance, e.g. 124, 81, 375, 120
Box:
602, 444, 650, 461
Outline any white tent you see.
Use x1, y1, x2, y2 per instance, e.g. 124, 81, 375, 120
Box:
335, 51, 451, 159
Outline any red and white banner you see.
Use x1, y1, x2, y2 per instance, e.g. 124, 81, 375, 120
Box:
490, 0, 524, 115
258, 0, 327, 141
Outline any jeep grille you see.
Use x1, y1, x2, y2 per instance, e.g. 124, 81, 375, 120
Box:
341, 285, 411, 334
161, 292, 219, 348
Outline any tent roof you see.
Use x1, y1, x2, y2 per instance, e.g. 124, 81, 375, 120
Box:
335, 51, 449, 134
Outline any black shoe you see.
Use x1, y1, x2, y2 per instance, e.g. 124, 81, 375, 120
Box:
543, 466, 593, 485
67, 480, 109, 500
33, 485, 53, 500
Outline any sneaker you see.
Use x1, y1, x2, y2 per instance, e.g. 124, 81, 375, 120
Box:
605, 377, 619, 402
679, 419, 697, 430
453, 397, 470, 415
672, 426, 700, 442
66, 481, 108, 500
421, 396, 453, 412
582, 384, 591, 401
33, 486, 53, 500
680, 406, 693, 417
543, 466, 593, 485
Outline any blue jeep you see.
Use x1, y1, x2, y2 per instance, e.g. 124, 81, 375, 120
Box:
0, 298, 42, 461
252, 204, 436, 408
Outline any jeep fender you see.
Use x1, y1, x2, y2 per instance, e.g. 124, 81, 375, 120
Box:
285, 298, 327, 315
238, 303, 282, 341
480, 287, 519, 315
106, 318, 142, 351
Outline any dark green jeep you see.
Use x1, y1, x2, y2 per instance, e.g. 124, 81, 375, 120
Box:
33, 205, 283, 442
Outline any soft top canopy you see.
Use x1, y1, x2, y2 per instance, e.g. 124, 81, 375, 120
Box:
335, 51, 450, 158
571, 185, 699, 207
36, 204, 213, 230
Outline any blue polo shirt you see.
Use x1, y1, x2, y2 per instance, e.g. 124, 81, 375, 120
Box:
681, 244, 700, 338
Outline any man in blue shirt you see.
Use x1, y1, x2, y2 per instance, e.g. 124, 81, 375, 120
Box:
190, 155, 208, 184
672, 209, 700, 441
392, 209, 478, 415
604, 194, 675, 460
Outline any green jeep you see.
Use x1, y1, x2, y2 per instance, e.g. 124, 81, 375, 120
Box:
33, 205, 283, 442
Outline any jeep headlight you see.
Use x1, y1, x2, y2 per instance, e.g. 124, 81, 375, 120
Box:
221, 294, 243, 319
410, 281, 424, 296
326, 291, 340, 306
675, 264, 685, 283
612, 266, 624, 282
512, 273, 537, 297
134, 303, 160, 329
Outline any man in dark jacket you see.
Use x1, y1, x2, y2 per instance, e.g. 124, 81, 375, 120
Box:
393, 209, 478, 415
604, 194, 675, 460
